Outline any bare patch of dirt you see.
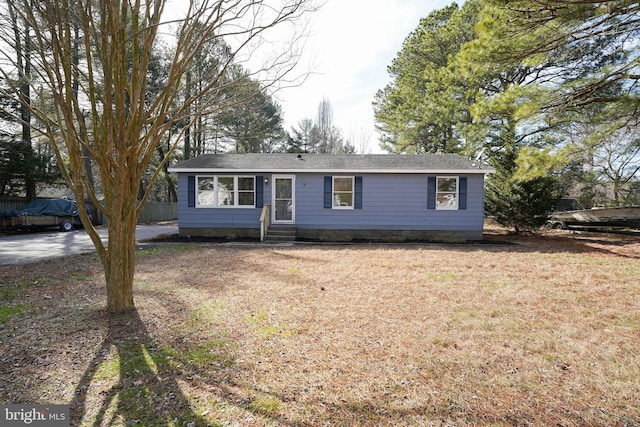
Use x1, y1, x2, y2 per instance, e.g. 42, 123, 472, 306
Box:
1, 229, 639, 426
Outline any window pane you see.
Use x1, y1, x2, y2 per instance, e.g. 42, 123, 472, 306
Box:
437, 193, 457, 208
197, 177, 214, 206
218, 177, 234, 189
275, 179, 292, 198
238, 192, 255, 206
238, 177, 254, 191
334, 177, 353, 192
276, 200, 293, 221
438, 178, 457, 192
198, 177, 214, 191
334, 193, 353, 207
217, 177, 234, 206
197, 191, 214, 206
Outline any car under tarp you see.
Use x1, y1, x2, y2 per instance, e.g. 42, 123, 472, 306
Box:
0, 198, 81, 232
1, 198, 79, 218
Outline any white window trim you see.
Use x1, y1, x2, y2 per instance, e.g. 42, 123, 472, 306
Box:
235, 176, 256, 208
196, 175, 255, 208
435, 176, 459, 210
332, 176, 355, 210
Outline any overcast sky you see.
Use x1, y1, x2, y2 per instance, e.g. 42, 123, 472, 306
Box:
274, 0, 452, 153
163, 0, 453, 153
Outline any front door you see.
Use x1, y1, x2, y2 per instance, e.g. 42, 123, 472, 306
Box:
273, 175, 295, 223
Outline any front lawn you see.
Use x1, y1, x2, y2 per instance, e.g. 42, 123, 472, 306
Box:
1, 230, 639, 426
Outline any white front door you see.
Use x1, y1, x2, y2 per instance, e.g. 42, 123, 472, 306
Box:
272, 175, 295, 223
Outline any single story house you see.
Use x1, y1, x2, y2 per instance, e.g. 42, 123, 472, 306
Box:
167, 153, 494, 242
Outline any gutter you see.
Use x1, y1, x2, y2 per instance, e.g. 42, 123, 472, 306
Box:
167, 168, 496, 174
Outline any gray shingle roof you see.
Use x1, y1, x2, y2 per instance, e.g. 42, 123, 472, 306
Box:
168, 153, 494, 174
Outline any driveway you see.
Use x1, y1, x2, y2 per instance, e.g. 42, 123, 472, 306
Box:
0, 224, 178, 266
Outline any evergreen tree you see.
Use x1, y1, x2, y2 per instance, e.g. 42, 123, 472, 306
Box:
287, 118, 315, 153
477, 0, 640, 121
373, 1, 480, 153
288, 99, 354, 154
0, 2, 62, 197
216, 69, 287, 153
485, 168, 562, 233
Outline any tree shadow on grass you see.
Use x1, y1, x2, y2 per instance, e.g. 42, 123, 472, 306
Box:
70, 309, 207, 426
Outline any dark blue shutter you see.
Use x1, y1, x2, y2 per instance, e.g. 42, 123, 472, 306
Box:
256, 176, 264, 208
188, 176, 196, 207
324, 176, 332, 208
459, 177, 467, 210
354, 176, 363, 209
427, 176, 436, 210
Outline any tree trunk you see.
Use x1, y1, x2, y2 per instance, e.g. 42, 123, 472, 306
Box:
11, 1, 36, 198
104, 210, 137, 312
184, 70, 192, 160
101, 177, 139, 312
73, 23, 96, 202
156, 143, 178, 202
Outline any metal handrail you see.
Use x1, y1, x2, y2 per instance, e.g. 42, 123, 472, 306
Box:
260, 204, 270, 242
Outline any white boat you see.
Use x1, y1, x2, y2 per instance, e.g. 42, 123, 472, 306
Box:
547, 199, 640, 230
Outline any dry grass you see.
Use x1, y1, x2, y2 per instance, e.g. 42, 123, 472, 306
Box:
1, 230, 640, 426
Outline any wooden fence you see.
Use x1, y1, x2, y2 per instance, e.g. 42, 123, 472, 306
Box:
0, 197, 30, 212
136, 202, 178, 224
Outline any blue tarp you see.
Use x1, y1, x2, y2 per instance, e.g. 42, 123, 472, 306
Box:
0, 199, 79, 219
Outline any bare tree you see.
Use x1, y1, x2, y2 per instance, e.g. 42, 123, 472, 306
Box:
0, 0, 316, 312
592, 128, 640, 205
347, 124, 372, 154
315, 96, 332, 152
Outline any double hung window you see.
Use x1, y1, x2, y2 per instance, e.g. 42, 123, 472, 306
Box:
324, 176, 362, 210
436, 177, 458, 210
333, 176, 354, 209
196, 176, 255, 208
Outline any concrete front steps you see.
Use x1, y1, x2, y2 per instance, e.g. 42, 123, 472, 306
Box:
264, 225, 297, 242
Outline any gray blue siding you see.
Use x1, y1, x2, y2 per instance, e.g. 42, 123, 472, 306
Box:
294, 174, 483, 231
176, 173, 486, 237
176, 174, 262, 230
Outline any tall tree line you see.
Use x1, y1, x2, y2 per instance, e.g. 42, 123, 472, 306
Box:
374, 0, 640, 231
0, 1, 61, 197
0, 3, 293, 202
2, 13, 357, 206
